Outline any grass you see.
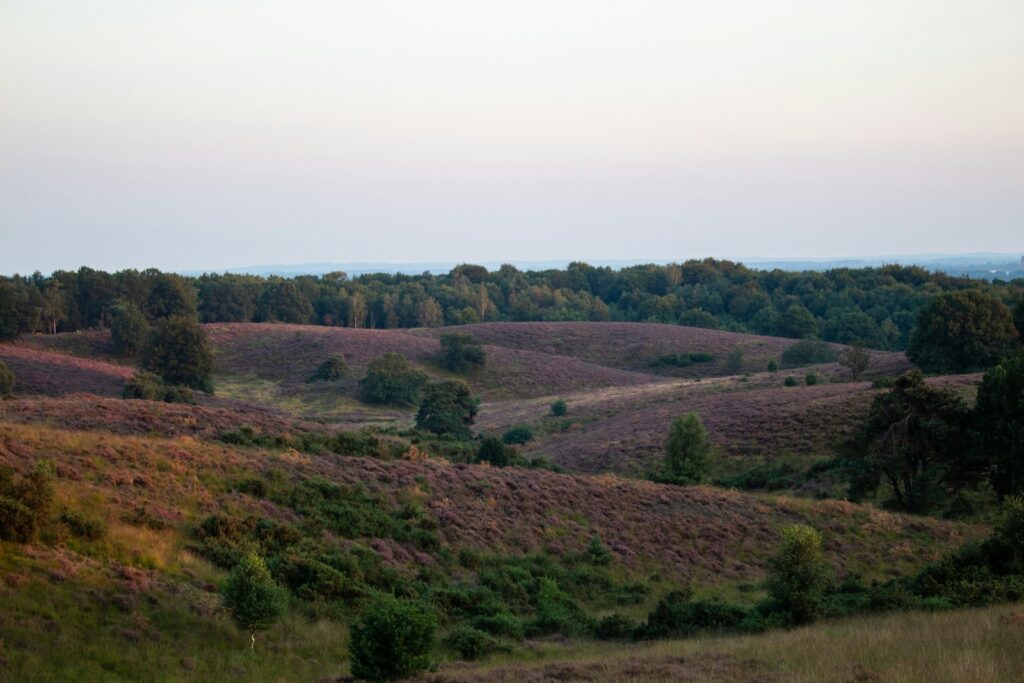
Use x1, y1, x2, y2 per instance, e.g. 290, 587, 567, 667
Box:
422, 601, 1024, 682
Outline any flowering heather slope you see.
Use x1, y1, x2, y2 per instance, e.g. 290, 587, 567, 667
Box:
415, 321, 908, 378
0, 421, 976, 584
0, 344, 134, 397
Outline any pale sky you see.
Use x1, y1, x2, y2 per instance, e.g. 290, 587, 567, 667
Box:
1, 1, 1022, 274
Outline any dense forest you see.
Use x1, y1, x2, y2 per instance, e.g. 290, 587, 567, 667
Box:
1, 261, 1021, 350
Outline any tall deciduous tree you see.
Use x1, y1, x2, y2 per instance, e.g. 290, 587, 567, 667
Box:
359, 353, 427, 406
765, 525, 830, 624
439, 333, 486, 372
846, 370, 974, 513
415, 380, 479, 439
661, 412, 714, 484
907, 291, 1018, 373
975, 350, 1024, 498
142, 315, 214, 392
221, 553, 286, 651
110, 301, 150, 357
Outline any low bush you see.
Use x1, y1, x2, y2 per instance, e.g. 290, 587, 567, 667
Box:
550, 399, 567, 416
805, 372, 818, 386
307, 354, 348, 382
59, 509, 107, 540
349, 595, 437, 682
0, 359, 14, 396
443, 625, 509, 660
501, 425, 534, 445
781, 340, 838, 368
0, 461, 55, 543
784, 376, 798, 387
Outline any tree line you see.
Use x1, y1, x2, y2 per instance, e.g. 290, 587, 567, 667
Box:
2, 261, 1021, 350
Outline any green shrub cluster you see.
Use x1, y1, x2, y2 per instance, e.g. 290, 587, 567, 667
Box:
781, 340, 837, 368
649, 352, 715, 368
0, 461, 55, 543
306, 354, 348, 382
123, 372, 196, 403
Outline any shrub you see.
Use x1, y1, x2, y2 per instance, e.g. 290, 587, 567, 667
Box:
582, 535, 613, 566
444, 625, 508, 660
123, 372, 195, 404
805, 372, 818, 386
872, 375, 896, 389
359, 353, 428, 406
528, 577, 594, 637
724, 347, 745, 374
221, 552, 287, 650
595, 613, 640, 640
501, 425, 533, 445
142, 315, 214, 392
0, 360, 14, 397
640, 589, 749, 639
476, 437, 514, 467
59, 509, 106, 540
349, 595, 437, 681
307, 354, 348, 382
415, 380, 479, 439
765, 525, 830, 624
0, 461, 54, 543
439, 333, 486, 372
651, 352, 715, 368
661, 413, 713, 485
110, 301, 149, 357
781, 339, 838, 368
767, 359, 779, 372
550, 399, 567, 416
783, 376, 798, 387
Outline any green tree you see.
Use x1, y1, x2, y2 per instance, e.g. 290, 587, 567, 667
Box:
349, 595, 437, 682
142, 315, 214, 392
256, 279, 314, 324
439, 333, 486, 372
550, 399, 568, 416
110, 301, 150, 357
1013, 297, 1024, 341
839, 343, 870, 380
781, 339, 837, 368
143, 272, 198, 321
907, 291, 1019, 373
765, 525, 830, 624
974, 350, 1024, 498
415, 380, 479, 439
476, 436, 514, 467
501, 425, 534, 445
0, 359, 14, 397
661, 413, 714, 484
359, 353, 428, 406
307, 354, 348, 382
846, 370, 974, 513
777, 304, 818, 339
221, 553, 286, 651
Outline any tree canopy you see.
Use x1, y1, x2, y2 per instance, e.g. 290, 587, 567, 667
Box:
907, 291, 1019, 373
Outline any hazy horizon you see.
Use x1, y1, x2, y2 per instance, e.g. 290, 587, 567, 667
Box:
3, 1, 1023, 273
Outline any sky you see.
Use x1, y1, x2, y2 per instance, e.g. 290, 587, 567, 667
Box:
1, 0, 1022, 274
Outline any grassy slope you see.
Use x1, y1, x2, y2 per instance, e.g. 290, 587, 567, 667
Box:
413, 602, 1024, 683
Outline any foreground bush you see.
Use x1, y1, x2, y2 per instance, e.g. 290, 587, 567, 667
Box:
0, 461, 55, 543
415, 380, 479, 439
349, 595, 437, 681
221, 553, 286, 650
765, 525, 830, 624
123, 372, 195, 403
0, 359, 13, 397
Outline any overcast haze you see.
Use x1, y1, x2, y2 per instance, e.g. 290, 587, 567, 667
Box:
1, 1, 1022, 274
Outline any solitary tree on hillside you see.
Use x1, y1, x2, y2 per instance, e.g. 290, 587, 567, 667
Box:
765, 525, 830, 625
439, 333, 486, 372
845, 370, 974, 513
142, 315, 214, 392
661, 412, 714, 485
359, 353, 428, 406
839, 344, 870, 380
975, 350, 1024, 499
907, 291, 1018, 373
221, 553, 286, 651
415, 380, 479, 439
110, 301, 150, 357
